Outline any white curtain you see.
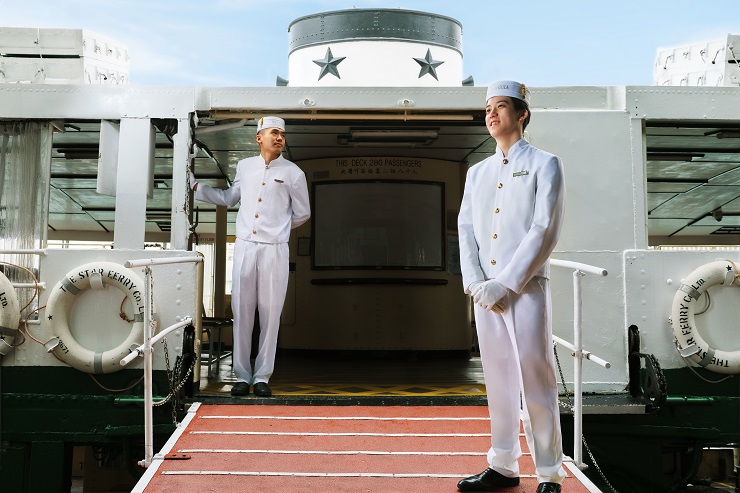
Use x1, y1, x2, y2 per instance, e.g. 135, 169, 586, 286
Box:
0, 122, 52, 310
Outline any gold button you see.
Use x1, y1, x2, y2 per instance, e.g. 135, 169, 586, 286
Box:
498, 183, 503, 189
495, 208, 500, 213
262, 182, 266, 185
252, 230, 257, 234
258, 198, 262, 202
492, 234, 498, 239
491, 260, 496, 265
265, 165, 269, 169
255, 214, 259, 218
502, 159, 508, 164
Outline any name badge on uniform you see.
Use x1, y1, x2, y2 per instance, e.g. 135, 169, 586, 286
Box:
513, 171, 529, 177
274, 179, 284, 183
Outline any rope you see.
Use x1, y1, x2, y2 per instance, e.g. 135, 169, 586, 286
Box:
89, 373, 145, 393
119, 296, 134, 323
725, 259, 740, 282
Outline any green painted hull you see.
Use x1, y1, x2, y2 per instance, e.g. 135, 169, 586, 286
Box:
571, 367, 740, 493
1, 366, 180, 493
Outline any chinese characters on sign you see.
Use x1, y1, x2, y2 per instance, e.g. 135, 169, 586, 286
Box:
335, 158, 423, 175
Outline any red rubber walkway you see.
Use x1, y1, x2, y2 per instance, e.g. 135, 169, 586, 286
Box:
133, 403, 600, 493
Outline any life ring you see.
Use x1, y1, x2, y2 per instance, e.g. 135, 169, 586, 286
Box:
670, 260, 740, 375
45, 261, 146, 374
0, 270, 20, 356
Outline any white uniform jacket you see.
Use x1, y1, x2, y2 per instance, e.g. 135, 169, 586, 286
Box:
458, 138, 565, 294
195, 155, 310, 243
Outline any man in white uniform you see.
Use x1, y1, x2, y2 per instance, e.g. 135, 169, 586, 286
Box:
190, 116, 310, 397
457, 82, 566, 493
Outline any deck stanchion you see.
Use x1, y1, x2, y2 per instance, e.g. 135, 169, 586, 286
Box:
573, 268, 584, 468
550, 259, 610, 470
122, 255, 203, 467
143, 265, 154, 466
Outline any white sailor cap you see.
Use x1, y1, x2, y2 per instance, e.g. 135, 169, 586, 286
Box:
486, 80, 530, 105
256, 116, 285, 132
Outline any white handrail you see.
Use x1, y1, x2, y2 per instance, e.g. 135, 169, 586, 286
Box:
124, 255, 203, 468
120, 318, 193, 366
124, 256, 202, 268
0, 249, 48, 255
550, 259, 607, 277
550, 258, 610, 471
11, 282, 46, 289
1, 250, 46, 291
552, 335, 611, 369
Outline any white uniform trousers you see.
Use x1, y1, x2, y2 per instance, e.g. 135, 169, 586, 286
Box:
231, 239, 289, 385
474, 277, 566, 484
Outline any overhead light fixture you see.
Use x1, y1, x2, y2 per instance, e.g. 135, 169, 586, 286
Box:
194, 119, 247, 135
338, 129, 439, 146
646, 152, 705, 162
350, 130, 438, 140
341, 141, 425, 148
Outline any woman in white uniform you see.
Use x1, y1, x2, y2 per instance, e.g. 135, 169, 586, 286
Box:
190, 116, 310, 397
457, 82, 566, 493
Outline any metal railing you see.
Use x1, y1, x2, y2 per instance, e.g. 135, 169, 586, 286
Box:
0, 248, 48, 285
0, 249, 48, 326
550, 258, 610, 470
120, 255, 203, 467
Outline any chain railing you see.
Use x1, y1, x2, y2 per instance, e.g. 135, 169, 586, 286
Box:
550, 258, 610, 470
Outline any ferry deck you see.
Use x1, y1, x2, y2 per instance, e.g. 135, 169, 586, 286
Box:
129, 349, 609, 493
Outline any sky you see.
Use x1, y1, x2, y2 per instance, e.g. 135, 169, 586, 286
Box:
1, 0, 739, 88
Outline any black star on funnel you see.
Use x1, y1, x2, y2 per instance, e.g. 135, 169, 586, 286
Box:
413, 48, 444, 80
313, 47, 346, 80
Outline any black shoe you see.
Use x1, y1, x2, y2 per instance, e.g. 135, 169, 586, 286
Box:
230, 382, 249, 396
536, 483, 561, 493
253, 382, 272, 397
457, 468, 520, 491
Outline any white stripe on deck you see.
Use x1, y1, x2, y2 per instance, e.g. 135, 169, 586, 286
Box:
191, 431, 494, 437
202, 415, 489, 421
178, 448, 491, 456
160, 471, 540, 479
131, 403, 202, 493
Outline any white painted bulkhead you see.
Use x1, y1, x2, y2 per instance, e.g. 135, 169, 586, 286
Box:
2, 249, 200, 374
624, 249, 740, 374
1, 84, 740, 393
